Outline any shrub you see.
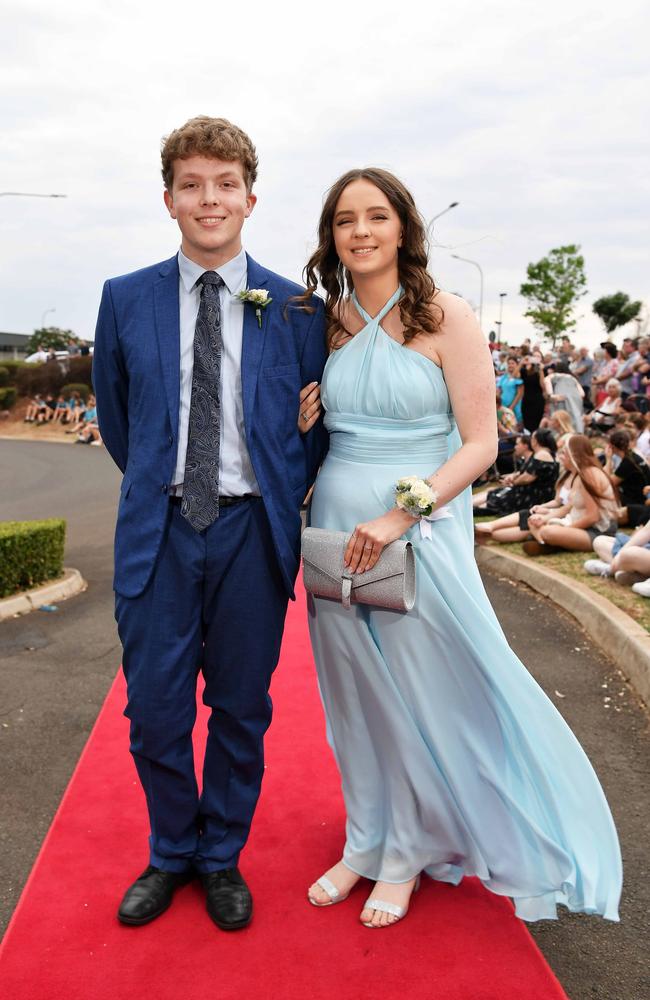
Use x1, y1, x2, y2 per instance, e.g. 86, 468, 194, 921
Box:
0, 387, 17, 410
16, 354, 92, 399
0, 519, 66, 598
0, 367, 8, 387
0, 360, 26, 381
61, 383, 91, 402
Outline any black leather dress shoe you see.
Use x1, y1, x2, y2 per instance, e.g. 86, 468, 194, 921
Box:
201, 868, 252, 930
117, 865, 192, 925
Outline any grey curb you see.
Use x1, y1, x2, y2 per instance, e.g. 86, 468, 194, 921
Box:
0, 568, 87, 622
476, 546, 650, 708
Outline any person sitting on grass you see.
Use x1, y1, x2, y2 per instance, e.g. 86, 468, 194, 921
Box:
522, 434, 618, 556
52, 395, 70, 423
544, 408, 575, 449
24, 394, 46, 422
69, 394, 100, 443
621, 411, 650, 462
473, 430, 558, 516
475, 454, 571, 545
66, 393, 95, 435
584, 521, 650, 592
67, 391, 87, 426
603, 429, 650, 528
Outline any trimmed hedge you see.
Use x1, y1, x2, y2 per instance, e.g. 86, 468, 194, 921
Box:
0, 366, 8, 387
16, 355, 92, 399
0, 387, 17, 410
61, 382, 91, 401
0, 360, 25, 380
0, 519, 66, 598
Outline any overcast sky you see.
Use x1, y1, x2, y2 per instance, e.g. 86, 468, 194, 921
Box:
1, 0, 648, 349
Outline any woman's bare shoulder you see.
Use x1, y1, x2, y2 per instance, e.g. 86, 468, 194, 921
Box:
430, 291, 485, 358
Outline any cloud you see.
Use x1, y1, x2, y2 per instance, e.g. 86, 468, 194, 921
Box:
0, 0, 648, 348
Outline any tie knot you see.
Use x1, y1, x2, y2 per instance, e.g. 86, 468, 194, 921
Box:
198, 271, 225, 289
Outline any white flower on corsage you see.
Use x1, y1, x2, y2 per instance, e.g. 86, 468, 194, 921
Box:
395, 475, 453, 539
236, 288, 272, 328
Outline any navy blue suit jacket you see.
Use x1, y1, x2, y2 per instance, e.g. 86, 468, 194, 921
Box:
92, 253, 328, 599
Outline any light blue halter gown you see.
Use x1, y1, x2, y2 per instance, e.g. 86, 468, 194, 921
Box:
307, 288, 621, 922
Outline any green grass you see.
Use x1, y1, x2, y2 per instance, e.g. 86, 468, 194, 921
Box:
472, 484, 650, 633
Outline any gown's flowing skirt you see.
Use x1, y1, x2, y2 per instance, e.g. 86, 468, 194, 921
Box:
308, 417, 621, 922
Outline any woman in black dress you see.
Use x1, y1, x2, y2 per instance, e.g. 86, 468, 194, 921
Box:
473, 429, 559, 517
520, 355, 548, 432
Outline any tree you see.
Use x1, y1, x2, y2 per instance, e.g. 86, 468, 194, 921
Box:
519, 245, 587, 346
592, 292, 642, 335
26, 327, 78, 353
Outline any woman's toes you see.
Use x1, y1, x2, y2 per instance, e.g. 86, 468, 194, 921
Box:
308, 883, 327, 904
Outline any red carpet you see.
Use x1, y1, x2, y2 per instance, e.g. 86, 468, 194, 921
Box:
0, 584, 567, 1000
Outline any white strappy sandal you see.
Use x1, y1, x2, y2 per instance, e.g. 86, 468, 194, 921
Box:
361, 874, 421, 928
307, 874, 352, 907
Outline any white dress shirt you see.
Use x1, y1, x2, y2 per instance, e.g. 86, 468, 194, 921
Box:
172, 247, 260, 496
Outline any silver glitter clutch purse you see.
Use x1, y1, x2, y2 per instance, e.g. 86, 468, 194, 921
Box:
301, 528, 416, 612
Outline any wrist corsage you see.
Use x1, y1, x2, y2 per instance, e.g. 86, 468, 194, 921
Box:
395, 476, 453, 539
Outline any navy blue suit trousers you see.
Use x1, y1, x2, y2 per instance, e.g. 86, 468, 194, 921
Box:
115, 498, 288, 873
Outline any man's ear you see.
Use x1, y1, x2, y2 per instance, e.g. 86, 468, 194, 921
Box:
245, 193, 257, 219
164, 189, 176, 220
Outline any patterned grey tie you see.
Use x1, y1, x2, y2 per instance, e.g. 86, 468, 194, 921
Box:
181, 270, 225, 532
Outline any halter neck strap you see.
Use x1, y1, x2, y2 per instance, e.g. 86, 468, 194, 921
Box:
352, 286, 403, 326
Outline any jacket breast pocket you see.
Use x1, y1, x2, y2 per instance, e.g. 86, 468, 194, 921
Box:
263, 363, 300, 380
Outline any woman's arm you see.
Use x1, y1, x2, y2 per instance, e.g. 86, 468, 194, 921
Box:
512, 384, 524, 410
344, 294, 497, 573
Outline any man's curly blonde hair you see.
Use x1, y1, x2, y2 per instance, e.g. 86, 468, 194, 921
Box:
161, 116, 258, 193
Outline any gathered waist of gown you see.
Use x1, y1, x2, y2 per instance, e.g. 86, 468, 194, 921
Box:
324, 410, 455, 464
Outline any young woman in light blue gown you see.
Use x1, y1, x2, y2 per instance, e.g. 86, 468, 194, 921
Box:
301, 168, 622, 929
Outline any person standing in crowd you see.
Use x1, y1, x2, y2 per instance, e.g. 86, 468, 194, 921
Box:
497, 356, 523, 426
546, 361, 584, 432
571, 347, 594, 410
558, 335, 574, 364
519, 354, 547, 432
615, 337, 640, 400
592, 343, 620, 405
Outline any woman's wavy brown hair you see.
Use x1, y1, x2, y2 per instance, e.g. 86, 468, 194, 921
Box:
563, 434, 615, 502
301, 168, 443, 350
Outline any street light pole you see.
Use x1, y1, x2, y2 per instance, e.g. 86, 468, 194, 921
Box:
427, 201, 459, 234
0, 192, 67, 199
41, 308, 56, 328
451, 253, 484, 330
498, 292, 507, 343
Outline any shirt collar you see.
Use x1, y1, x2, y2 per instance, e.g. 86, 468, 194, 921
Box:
177, 246, 248, 296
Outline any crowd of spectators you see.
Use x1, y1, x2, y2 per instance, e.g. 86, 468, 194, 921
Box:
476, 333, 650, 599
23, 391, 102, 445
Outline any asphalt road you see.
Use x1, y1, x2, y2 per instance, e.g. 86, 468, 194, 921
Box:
1, 440, 648, 1000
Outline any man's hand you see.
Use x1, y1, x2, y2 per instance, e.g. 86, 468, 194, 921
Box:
298, 382, 321, 434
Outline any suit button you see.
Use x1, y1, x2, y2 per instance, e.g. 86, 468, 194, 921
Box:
162, 484, 168, 494
168, 435, 173, 445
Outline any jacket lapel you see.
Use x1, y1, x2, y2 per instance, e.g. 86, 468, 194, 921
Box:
153, 256, 181, 439
241, 254, 271, 432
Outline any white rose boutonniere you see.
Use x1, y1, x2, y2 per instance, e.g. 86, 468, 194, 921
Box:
236, 288, 272, 328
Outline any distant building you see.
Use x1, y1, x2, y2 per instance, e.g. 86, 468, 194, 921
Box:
0, 332, 31, 360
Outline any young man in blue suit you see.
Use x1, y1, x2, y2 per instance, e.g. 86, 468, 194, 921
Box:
93, 117, 327, 931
